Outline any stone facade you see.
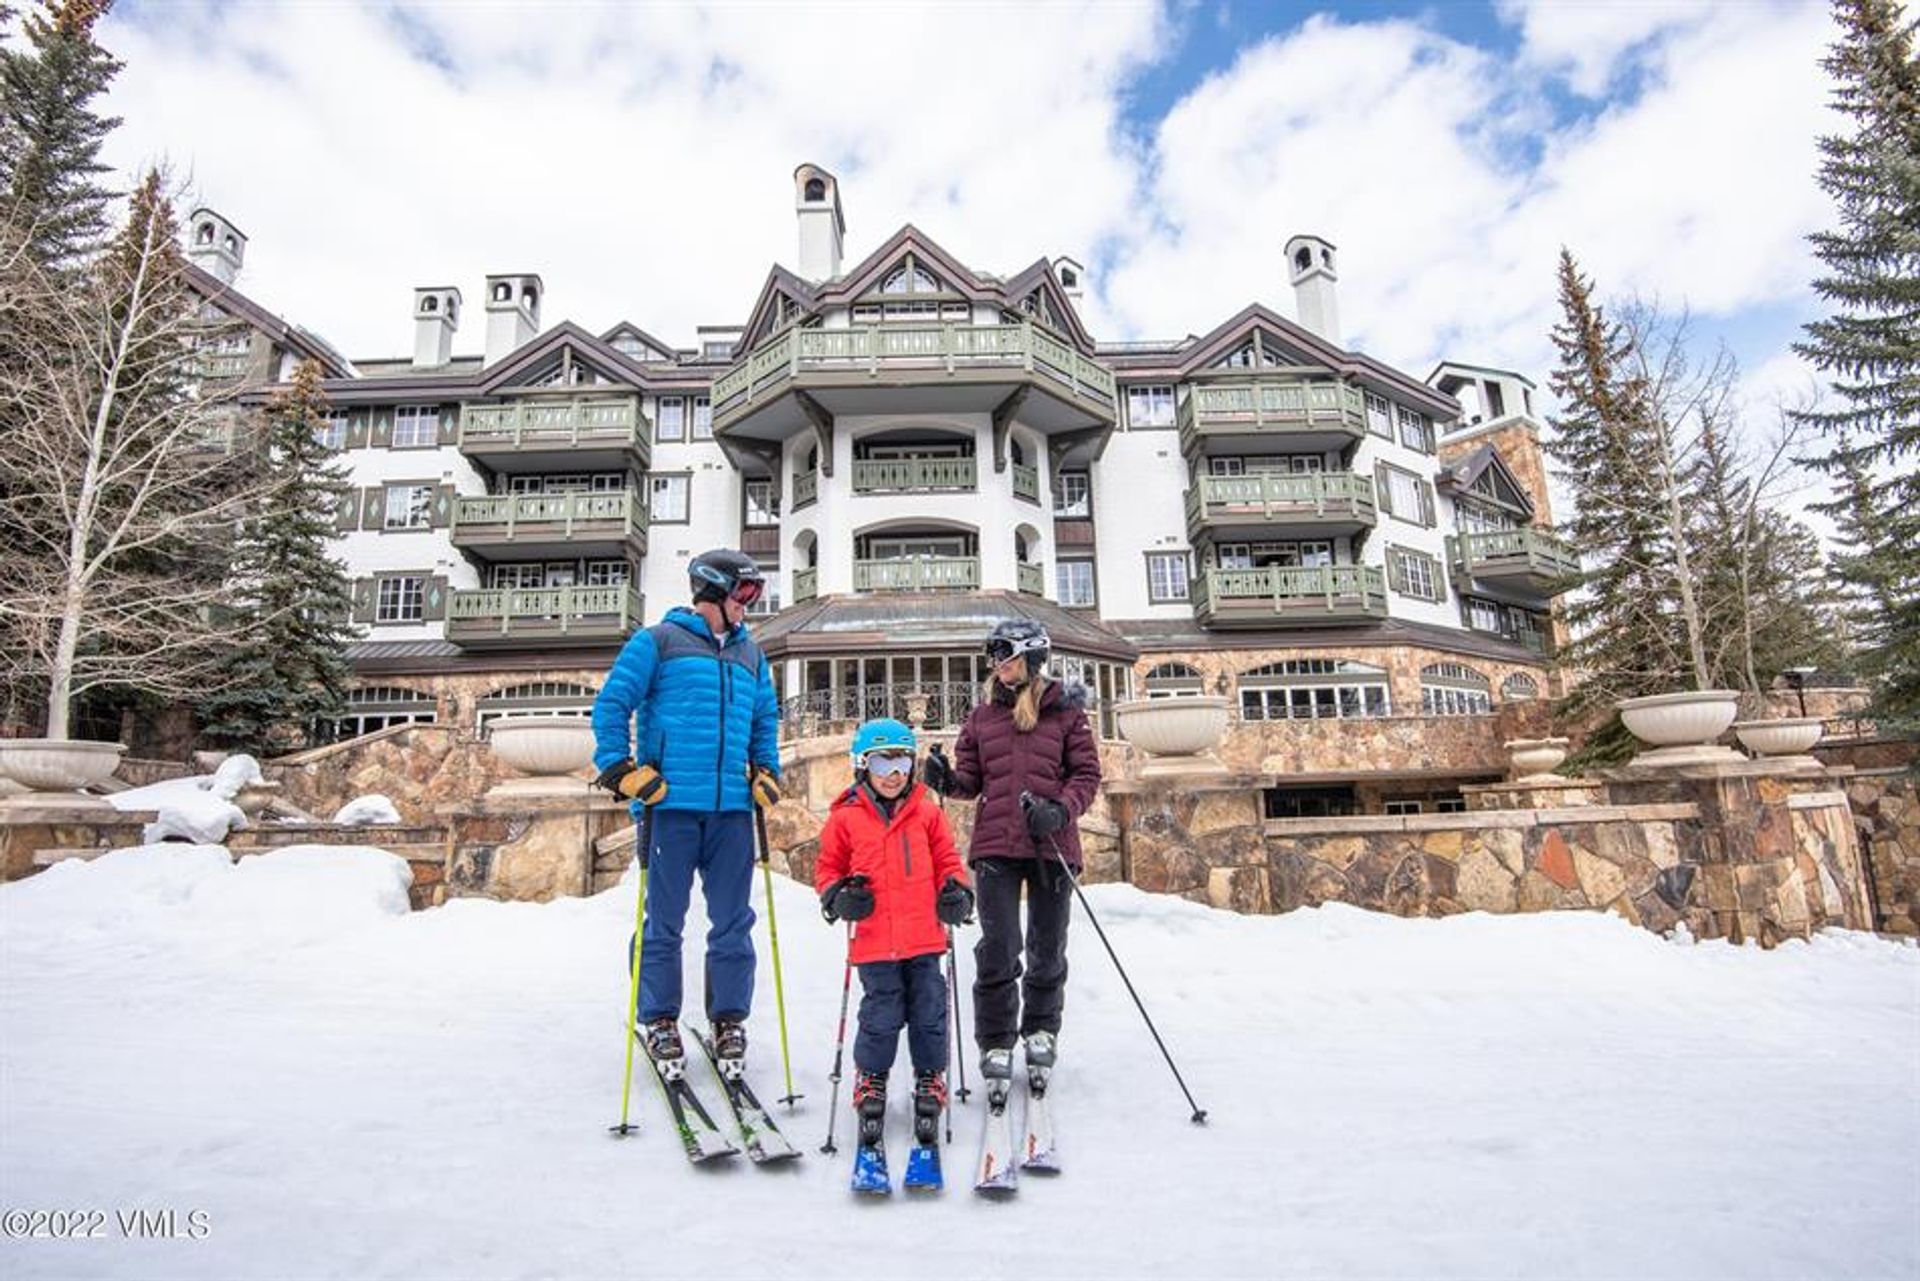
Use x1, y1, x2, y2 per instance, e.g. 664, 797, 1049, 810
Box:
0, 803, 156, 882
268, 724, 509, 825
1841, 765, 1919, 937
1438, 420, 1554, 523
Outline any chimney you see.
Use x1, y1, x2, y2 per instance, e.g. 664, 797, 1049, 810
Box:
1284, 234, 1341, 346
483, 273, 541, 366
1054, 256, 1086, 306
793, 163, 845, 282
186, 207, 247, 285
412, 286, 461, 369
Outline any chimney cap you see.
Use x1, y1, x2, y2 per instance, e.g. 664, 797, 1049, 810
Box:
793, 162, 846, 236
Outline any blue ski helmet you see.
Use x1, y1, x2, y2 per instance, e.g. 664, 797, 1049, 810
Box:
851, 718, 917, 772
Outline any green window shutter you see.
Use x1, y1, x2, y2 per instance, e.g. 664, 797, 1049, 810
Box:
360, 489, 384, 530
334, 488, 361, 533
370, 411, 393, 448
350, 579, 375, 624
436, 406, 458, 445
346, 409, 370, 450
431, 484, 456, 529
1386, 549, 1407, 594
1420, 481, 1436, 527
1374, 463, 1392, 518
423, 576, 449, 622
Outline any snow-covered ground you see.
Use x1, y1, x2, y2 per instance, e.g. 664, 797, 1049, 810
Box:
2, 845, 1916, 1280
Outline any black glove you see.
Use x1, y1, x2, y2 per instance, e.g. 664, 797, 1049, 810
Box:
1020, 790, 1070, 840
936, 876, 975, 927
595, 760, 667, 805
922, 744, 955, 797
820, 874, 874, 923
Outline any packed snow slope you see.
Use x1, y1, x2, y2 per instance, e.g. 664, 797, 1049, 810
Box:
2, 845, 1916, 1281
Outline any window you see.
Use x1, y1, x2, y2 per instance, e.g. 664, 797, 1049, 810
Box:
745, 478, 779, 526
1384, 800, 1424, 817
1146, 552, 1190, 603
1501, 672, 1540, 701
1053, 472, 1091, 518
1056, 559, 1095, 607
1466, 597, 1505, 633
1420, 662, 1492, 716
1484, 383, 1507, 418
383, 484, 433, 530
1238, 658, 1391, 721
882, 264, 941, 294
392, 405, 439, 448
692, 396, 712, 440
583, 560, 630, 588
375, 575, 425, 623
1265, 786, 1357, 819
1387, 546, 1444, 602
650, 474, 690, 524
804, 177, 826, 201
657, 397, 685, 442
701, 340, 734, 360
1126, 385, 1175, 428
1377, 463, 1433, 526
1396, 406, 1434, 454
316, 411, 349, 451
1456, 500, 1517, 535
1365, 392, 1393, 438
1144, 662, 1205, 698
477, 681, 599, 730
329, 686, 437, 740
1436, 797, 1468, 814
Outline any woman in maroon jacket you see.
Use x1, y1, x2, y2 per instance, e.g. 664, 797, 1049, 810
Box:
922, 619, 1102, 1091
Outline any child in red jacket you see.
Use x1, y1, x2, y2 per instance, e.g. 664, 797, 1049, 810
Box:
816, 718, 974, 1152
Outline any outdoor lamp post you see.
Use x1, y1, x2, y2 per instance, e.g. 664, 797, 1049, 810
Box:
1784, 666, 1816, 719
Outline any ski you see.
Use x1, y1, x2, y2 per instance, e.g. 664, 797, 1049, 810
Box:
1021, 1066, 1060, 1173
972, 1079, 1018, 1196
851, 1134, 891, 1195
693, 1030, 800, 1165
903, 1141, 943, 1192
636, 1029, 739, 1165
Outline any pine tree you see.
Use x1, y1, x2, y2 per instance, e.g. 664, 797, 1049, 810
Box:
1794, 0, 1920, 728
0, 0, 123, 271
197, 359, 355, 754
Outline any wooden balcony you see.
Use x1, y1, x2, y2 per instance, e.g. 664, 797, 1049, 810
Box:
852, 556, 980, 592
1013, 464, 1040, 504
793, 566, 818, 603
446, 585, 643, 650
1185, 471, 1377, 542
1017, 562, 1045, 596
1177, 378, 1367, 455
449, 490, 648, 560
793, 468, 818, 510
457, 396, 650, 474
1192, 565, 1388, 629
1448, 529, 1579, 597
712, 321, 1116, 444
851, 456, 977, 494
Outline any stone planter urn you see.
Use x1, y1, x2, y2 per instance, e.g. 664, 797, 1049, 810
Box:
0, 738, 126, 808
1504, 737, 1569, 782
1732, 716, 1825, 760
902, 690, 931, 728
1114, 696, 1230, 778
486, 717, 596, 797
1616, 689, 1742, 768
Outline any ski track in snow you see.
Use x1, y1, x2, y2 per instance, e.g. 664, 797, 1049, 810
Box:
2, 844, 1916, 1280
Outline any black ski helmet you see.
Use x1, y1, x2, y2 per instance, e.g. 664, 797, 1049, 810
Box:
689, 548, 766, 605
985, 618, 1051, 677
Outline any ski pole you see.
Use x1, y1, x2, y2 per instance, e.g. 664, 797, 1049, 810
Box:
947, 926, 971, 1103
610, 806, 654, 1136
819, 922, 855, 1155
753, 802, 800, 1108
942, 931, 957, 1145
1044, 830, 1208, 1125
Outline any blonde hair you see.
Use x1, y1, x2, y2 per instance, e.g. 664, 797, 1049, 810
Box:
983, 672, 1050, 733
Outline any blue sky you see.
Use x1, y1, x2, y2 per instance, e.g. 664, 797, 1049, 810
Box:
90, 0, 1835, 423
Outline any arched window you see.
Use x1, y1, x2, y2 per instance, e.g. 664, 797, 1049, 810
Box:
1239, 659, 1389, 721
1145, 661, 1205, 699
422, 296, 438, 313
1294, 247, 1312, 272
492, 282, 511, 303
477, 681, 599, 730
331, 686, 438, 739
1421, 663, 1491, 716
1501, 672, 1540, 702
196, 223, 215, 245
881, 264, 940, 295
521, 283, 539, 308
804, 177, 826, 201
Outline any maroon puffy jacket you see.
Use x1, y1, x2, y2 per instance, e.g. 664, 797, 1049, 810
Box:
949, 679, 1102, 869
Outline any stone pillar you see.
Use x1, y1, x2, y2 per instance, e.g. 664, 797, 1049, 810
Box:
1105, 773, 1269, 912
1, 803, 158, 882
441, 792, 628, 904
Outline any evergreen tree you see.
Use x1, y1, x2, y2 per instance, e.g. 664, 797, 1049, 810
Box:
1794, 0, 1920, 728
0, 0, 123, 270
197, 359, 355, 754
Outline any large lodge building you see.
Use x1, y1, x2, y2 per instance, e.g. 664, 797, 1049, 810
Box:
183, 164, 1572, 819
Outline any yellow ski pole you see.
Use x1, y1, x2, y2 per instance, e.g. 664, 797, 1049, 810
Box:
754, 803, 800, 1108
610, 807, 653, 1136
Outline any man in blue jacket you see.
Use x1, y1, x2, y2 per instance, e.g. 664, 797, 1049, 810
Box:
592, 548, 782, 1078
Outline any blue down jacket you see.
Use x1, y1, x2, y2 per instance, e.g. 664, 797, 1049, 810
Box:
591, 606, 781, 814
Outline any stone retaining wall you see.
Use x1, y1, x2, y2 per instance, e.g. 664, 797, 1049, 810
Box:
267, 725, 508, 826
1843, 768, 1919, 936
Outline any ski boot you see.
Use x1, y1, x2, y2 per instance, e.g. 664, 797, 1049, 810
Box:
853, 1070, 889, 1147
912, 1069, 948, 1147
711, 1018, 748, 1082
643, 1016, 686, 1081
1023, 1031, 1057, 1097
980, 1046, 1014, 1111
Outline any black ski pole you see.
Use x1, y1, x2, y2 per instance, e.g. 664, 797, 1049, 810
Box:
947, 926, 971, 1103
941, 930, 956, 1146
1043, 829, 1207, 1125
819, 922, 855, 1155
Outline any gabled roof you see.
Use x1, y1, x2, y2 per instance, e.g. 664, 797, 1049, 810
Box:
820, 224, 1000, 304
739, 265, 823, 349
475, 320, 659, 393
1437, 443, 1536, 518
750, 589, 1138, 663
599, 321, 681, 362
182, 262, 353, 377
1427, 360, 1537, 390
999, 256, 1096, 350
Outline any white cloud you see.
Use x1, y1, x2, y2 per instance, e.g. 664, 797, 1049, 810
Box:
1495, 0, 1727, 97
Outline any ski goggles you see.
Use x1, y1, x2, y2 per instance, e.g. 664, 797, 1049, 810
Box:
863, 752, 914, 777
727, 578, 765, 606
986, 634, 1049, 664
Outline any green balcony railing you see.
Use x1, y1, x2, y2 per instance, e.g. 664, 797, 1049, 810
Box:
1013, 463, 1040, 504
792, 566, 819, 603
451, 490, 648, 540
1177, 378, 1367, 439
1192, 564, 1388, 618
458, 396, 646, 451
193, 352, 252, 380
852, 556, 980, 592
851, 456, 978, 493
793, 468, 818, 509
712, 321, 1116, 420
1184, 471, 1376, 527
1449, 528, 1581, 586
1017, 562, 1045, 595
447, 585, 643, 636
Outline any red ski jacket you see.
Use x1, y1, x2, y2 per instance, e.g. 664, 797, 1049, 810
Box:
815, 782, 967, 965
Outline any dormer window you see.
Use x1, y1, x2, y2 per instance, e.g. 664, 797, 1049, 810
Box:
804, 177, 826, 201
881, 264, 940, 295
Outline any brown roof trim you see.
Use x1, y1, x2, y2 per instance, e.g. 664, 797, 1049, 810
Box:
816, 225, 1001, 305
600, 321, 681, 359
475, 320, 661, 392
1111, 616, 1547, 666
183, 262, 352, 377
1437, 443, 1536, 519
741, 265, 822, 347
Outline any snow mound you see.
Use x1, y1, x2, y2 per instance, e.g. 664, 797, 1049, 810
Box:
108, 775, 248, 844
333, 794, 402, 825
0, 843, 234, 943
185, 845, 413, 942
203, 753, 264, 800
